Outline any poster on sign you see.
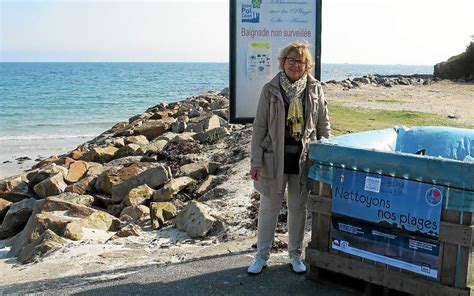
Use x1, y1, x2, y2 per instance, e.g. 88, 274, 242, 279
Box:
230, 0, 321, 123
330, 168, 445, 277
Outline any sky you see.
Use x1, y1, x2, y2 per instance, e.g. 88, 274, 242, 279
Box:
0, 0, 473, 65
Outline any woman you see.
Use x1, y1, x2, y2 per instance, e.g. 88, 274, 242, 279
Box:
248, 42, 331, 274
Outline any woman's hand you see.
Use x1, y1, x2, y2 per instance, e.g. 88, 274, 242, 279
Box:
250, 166, 263, 181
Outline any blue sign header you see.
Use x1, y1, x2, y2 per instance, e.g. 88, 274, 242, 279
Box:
332, 168, 444, 237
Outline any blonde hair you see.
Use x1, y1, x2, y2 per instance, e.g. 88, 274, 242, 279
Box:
278, 42, 314, 72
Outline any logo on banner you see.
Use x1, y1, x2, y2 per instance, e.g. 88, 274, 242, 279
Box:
425, 188, 443, 206
242, 0, 261, 23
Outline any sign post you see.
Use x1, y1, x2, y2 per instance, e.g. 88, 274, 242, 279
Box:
229, 0, 322, 123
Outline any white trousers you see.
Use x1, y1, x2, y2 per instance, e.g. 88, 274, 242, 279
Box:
256, 174, 308, 261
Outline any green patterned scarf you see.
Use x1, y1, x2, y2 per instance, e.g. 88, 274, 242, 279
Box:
280, 72, 307, 141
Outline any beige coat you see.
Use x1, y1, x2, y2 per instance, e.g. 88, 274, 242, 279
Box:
250, 72, 331, 197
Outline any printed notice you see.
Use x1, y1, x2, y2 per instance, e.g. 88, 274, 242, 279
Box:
365, 176, 381, 193
247, 42, 272, 80
331, 215, 440, 278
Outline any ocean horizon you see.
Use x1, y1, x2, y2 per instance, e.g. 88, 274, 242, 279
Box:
0, 62, 433, 171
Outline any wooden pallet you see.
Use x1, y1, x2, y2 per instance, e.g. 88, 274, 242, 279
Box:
306, 265, 410, 296
305, 180, 474, 296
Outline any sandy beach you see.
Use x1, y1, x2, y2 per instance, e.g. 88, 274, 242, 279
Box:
325, 80, 474, 126
0, 136, 95, 179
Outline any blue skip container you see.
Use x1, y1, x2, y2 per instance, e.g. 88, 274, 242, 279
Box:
308, 126, 474, 211
305, 126, 474, 293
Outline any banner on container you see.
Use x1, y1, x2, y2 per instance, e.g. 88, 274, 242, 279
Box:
331, 215, 440, 278
230, 0, 321, 123
332, 168, 444, 237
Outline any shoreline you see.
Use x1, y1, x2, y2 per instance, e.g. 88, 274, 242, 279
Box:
0, 136, 95, 179
1, 74, 472, 182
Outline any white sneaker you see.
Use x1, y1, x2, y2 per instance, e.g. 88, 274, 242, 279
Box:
290, 257, 307, 274
247, 258, 267, 274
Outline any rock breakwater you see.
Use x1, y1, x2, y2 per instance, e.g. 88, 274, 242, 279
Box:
0, 89, 255, 264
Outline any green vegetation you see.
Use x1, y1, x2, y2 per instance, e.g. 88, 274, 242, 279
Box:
447, 53, 464, 63
329, 103, 473, 136
434, 39, 474, 79
203, 132, 224, 145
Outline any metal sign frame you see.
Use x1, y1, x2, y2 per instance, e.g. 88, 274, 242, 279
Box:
229, 0, 322, 123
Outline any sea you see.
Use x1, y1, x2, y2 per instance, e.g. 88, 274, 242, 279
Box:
0, 62, 432, 176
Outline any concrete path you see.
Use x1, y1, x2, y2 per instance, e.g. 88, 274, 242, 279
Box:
0, 251, 352, 295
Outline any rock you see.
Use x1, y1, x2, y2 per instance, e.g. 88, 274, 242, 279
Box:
85, 162, 105, 177
108, 224, 142, 240
174, 201, 216, 238
107, 204, 123, 217
193, 127, 229, 144
111, 165, 171, 203
147, 102, 168, 113
32, 156, 60, 169
170, 132, 196, 142
105, 156, 142, 167
26, 171, 50, 188
29, 212, 77, 241
150, 202, 177, 230
149, 110, 173, 120
132, 120, 170, 140
171, 118, 188, 133
398, 78, 410, 85
63, 221, 83, 240
69, 148, 86, 160
0, 198, 36, 239
152, 177, 195, 202
195, 175, 219, 195
0, 176, 35, 202
198, 187, 228, 202
128, 112, 152, 124
65, 175, 96, 194
211, 109, 229, 120
135, 140, 168, 155
0, 198, 12, 223
208, 96, 228, 111
115, 143, 141, 158
185, 114, 221, 133
81, 146, 119, 163
94, 194, 115, 208
9, 200, 46, 257
125, 135, 149, 146
94, 165, 140, 194
42, 197, 96, 218
33, 173, 67, 199
156, 132, 179, 142
119, 205, 150, 225
122, 184, 154, 207
17, 229, 66, 264
111, 137, 126, 148
65, 160, 89, 183
49, 192, 94, 207
27, 165, 68, 188
180, 161, 220, 180
82, 211, 121, 231
219, 87, 229, 97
